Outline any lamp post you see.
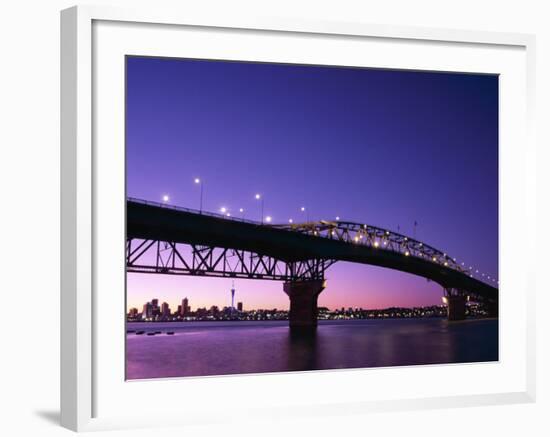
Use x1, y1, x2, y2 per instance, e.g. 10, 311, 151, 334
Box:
300, 206, 309, 222
194, 178, 203, 213
255, 194, 264, 224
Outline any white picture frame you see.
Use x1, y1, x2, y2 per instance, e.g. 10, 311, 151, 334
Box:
60, 5, 536, 432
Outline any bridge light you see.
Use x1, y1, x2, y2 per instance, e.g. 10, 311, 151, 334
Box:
405, 251, 410, 256
359, 234, 363, 239
314, 231, 318, 236
383, 241, 387, 246
300, 206, 306, 212
354, 236, 359, 242
374, 241, 379, 248
363, 224, 367, 229
265, 216, 272, 223
194, 178, 200, 184
226, 213, 231, 217
162, 195, 170, 202
336, 216, 340, 221
404, 237, 408, 241
255, 194, 261, 200
239, 208, 244, 213
220, 207, 227, 213
288, 218, 293, 223
476, 270, 479, 273
432, 257, 437, 262
386, 231, 390, 235
419, 243, 423, 247
444, 262, 448, 266
331, 231, 335, 236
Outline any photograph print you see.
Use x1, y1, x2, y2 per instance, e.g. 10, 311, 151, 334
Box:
125, 56, 499, 380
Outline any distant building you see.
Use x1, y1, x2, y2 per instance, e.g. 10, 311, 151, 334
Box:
128, 308, 138, 318
181, 297, 190, 316
142, 302, 153, 319
237, 302, 243, 312
161, 302, 170, 318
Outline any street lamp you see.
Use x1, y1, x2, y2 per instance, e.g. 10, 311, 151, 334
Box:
194, 178, 203, 213
255, 193, 264, 224
239, 208, 244, 219
265, 216, 272, 223
300, 206, 309, 222
162, 194, 170, 203
220, 206, 227, 214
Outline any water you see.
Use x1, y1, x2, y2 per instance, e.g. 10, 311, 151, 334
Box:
126, 318, 498, 380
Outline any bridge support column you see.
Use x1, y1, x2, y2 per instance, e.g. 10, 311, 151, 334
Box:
485, 300, 498, 318
446, 295, 467, 321
284, 280, 326, 330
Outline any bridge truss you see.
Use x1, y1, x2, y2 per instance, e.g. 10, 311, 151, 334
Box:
126, 238, 336, 281
274, 221, 475, 279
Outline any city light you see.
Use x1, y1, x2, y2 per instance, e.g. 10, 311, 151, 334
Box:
288, 218, 293, 223
220, 207, 227, 213
162, 194, 169, 202
336, 216, 340, 221
239, 208, 244, 213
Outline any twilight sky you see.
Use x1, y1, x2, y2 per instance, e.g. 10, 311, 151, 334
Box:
126, 56, 498, 312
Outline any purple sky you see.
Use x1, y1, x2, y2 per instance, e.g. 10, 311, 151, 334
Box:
126, 56, 498, 312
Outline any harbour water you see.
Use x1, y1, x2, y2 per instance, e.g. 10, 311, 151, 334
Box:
126, 318, 498, 380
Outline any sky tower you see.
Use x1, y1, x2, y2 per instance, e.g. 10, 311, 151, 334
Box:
230, 281, 235, 312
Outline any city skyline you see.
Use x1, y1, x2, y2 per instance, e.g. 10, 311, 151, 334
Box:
126, 56, 498, 311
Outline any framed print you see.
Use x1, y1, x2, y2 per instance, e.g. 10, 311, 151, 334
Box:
60, 5, 536, 432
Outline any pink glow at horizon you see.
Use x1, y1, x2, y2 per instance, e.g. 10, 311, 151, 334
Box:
126, 262, 443, 313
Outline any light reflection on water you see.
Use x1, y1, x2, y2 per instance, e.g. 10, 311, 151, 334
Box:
126, 318, 498, 380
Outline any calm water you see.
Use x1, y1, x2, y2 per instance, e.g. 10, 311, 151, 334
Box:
126, 318, 498, 380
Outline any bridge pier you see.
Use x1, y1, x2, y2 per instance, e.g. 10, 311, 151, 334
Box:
446, 294, 467, 321
284, 280, 326, 330
485, 300, 499, 318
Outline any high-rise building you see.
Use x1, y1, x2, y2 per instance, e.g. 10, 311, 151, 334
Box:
142, 302, 153, 319
237, 302, 243, 312
230, 281, 235, 311
161, 302, 170, 318
181, 297, 190, 316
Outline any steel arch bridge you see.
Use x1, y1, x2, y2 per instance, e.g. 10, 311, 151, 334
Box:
126, 198, 498, 306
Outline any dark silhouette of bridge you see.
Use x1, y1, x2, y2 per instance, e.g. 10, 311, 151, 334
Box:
126, 198, 498, 328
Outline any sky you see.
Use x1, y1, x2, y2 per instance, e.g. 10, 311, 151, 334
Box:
126, 56, 498, 312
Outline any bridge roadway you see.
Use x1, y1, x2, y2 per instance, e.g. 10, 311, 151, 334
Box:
127, 199, 498, 327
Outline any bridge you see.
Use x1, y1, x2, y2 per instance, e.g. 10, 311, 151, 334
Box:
126, 198, 498, 329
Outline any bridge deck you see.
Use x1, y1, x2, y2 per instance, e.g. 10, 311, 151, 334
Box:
127, 200, 498, 302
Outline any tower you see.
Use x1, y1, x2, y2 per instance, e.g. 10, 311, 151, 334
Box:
231, 281, 235, 311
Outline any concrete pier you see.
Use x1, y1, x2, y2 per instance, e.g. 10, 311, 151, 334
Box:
283, 279, 326, 330
447, 295, 467, 321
